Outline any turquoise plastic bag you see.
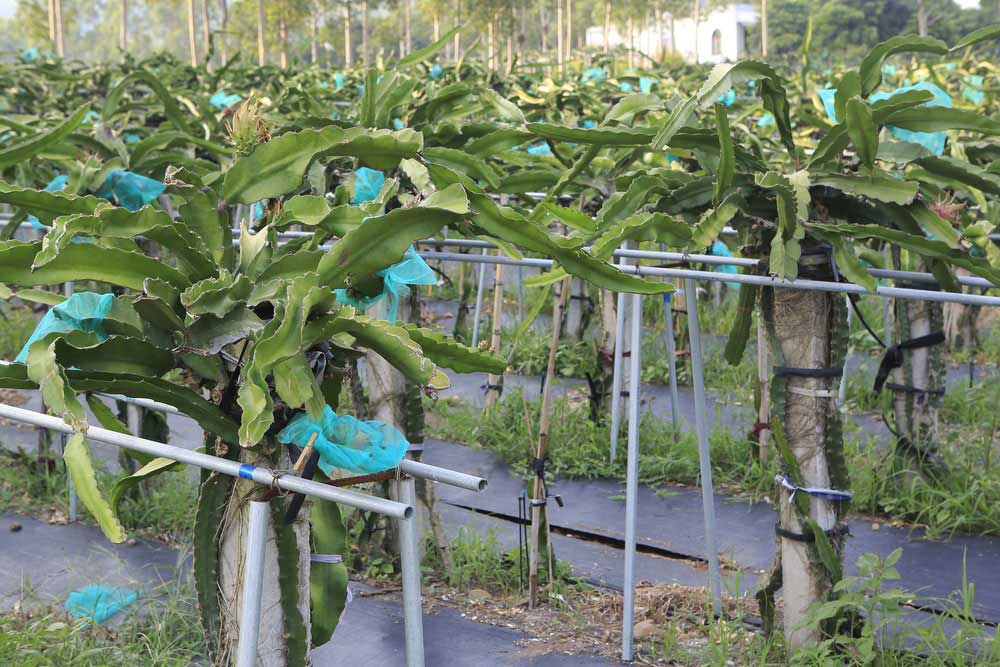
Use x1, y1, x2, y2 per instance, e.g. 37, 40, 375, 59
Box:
963, 75, 985, 105
710, 240, 740, 289
581, 67, 607, 83
334, 72, 347, 88
818, 88, 838, 122
392, 117, 405, 130
717, 89, 736, 107
95, 169, 166, 211
209, 91, 241, 110
429, 63, 443, 79
869, 82, 952, 156
16, 292, 114, 363
277, 406, 410, 475
21, 48, 39, 62
757, 112, 775, 128
351, 167, 385, 205
335, 245, 436, 322
581, 119, 596, 129
65, 585, 138, 624
620, 81, 634, 93
82, 111, 100, 125
526, 142, 553, 156
28, 175, 69, 230
639, 76, 656, 93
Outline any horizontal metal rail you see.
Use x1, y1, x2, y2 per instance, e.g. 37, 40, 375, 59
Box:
0, 361, 487, 493
0, 402, 413, 518
418, 251, 1000, 307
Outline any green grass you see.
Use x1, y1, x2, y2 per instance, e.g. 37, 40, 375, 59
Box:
427, 387, 775, 498
0, 575, 205, 666
0, 443, 197, 546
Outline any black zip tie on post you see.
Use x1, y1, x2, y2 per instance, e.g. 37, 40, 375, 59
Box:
775, 522, 851, 543
884, 382, 945, 397
480, 383, 504, 396
517, 491, 528, 590
872, 332, 946, 393
528, 455, 564, 509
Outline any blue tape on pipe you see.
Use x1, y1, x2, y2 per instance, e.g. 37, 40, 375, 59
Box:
239, 464, 255, 480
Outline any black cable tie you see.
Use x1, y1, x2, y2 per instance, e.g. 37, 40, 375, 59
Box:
619, 390, 630, 398
884, 382, 945, 397
873, 331, 946, 393
775, 522, 851, 543
480, 383, 505, 396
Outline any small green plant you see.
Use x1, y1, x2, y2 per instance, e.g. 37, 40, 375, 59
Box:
0, 305, 36, 360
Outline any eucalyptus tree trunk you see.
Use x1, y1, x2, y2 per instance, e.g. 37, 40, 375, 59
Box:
187, 0, 198, 66
565, 0, 572, 61
404, 0, 412, 57
603, 0, 611, 52
344, 0, 353, 66
53, 0, 65, 57
487, 20, 495, 71
758, 252, 850, 650
556, 0, 563, 72
219, 0, 229, 64
917, 0, 929, 36
361, 0, 369, 66
540, 2, 547, 53
433, 13, 440, 42
48, 0, 56, 45
761, 0, 768, 57
453, 0, 461, 61
669, 14, 676, 54
311, 0, 319, 63
279, 3, 289, 68
692, 0, 700, 63
257, 0, 266, 65
201, 0, 212, 70
119, 0, 127, 51
627, 16, 634, 68
655, 0, 663, 61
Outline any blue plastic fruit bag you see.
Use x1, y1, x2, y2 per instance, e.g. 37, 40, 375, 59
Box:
869, 81, 952, 156
95, 170, 165, 211
277, 406, 410, 475
16, 292, 114, 363
335, 245, 436, 322
351, 167, 385, 205
65, 585, 138, 624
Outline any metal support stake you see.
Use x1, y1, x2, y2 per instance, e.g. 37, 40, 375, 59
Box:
236, 501, 270, 667
684, 278, 722, 614
471, 247, 489, 347
621, 293, 642, 662
662, 292, 681, 429
609, 257, 627, 461
395, 475, 425, 667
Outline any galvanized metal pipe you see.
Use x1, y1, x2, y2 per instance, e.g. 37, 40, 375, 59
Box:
236, 500, 270, 667
684, 278, 723, 614
621, 292, 643, 662
394, 475, 425, 667
0, 403, 413, 519
417, 252, 1000, 307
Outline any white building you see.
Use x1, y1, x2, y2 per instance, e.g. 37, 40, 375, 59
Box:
584, 4, 759, 64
